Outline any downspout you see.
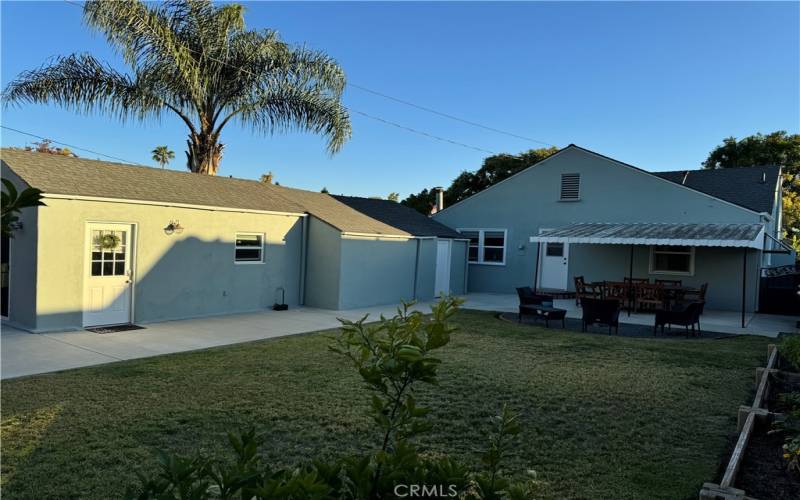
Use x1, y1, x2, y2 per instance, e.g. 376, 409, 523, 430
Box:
463, 242, 469, 294
412, 238, 421, 299
299, 216, 308, 306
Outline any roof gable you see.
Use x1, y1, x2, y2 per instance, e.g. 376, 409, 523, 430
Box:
435, 144, 775, 216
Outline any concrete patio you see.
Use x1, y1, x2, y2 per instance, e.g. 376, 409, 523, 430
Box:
462, 293, 799, 338
2, 293, 796, 380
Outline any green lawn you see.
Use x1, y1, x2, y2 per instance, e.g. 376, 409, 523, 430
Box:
1, 310, 771, 499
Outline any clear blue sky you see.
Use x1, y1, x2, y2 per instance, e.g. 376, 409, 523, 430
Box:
2, 1, 798, 198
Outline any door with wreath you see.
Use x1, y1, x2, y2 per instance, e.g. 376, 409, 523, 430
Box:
83, 223, 134, 327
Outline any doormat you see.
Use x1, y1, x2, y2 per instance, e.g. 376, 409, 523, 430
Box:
86, 324, 145, 334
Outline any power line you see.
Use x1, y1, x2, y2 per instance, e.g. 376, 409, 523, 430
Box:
57, 0, 521, 156
0, 125, 142, 164
348, 83, 556, 147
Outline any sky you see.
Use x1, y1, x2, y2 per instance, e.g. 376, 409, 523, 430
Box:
1, 1, 798, 198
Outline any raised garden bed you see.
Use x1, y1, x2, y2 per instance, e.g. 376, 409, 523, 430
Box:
702, 338, 800, 500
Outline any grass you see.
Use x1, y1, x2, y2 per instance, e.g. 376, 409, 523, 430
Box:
1, 309, 771, 499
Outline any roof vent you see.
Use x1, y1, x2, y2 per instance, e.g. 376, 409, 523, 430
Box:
560, 173, 580, 200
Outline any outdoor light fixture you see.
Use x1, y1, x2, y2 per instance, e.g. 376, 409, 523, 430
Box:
163, 220, 184, 235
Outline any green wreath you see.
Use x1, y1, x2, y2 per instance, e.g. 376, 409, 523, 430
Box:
98, 233, 121, 250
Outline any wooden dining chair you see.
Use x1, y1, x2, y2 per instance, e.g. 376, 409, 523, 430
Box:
574, 276, 586, 305
636, 283, 664, 311
624, 277, 649, 284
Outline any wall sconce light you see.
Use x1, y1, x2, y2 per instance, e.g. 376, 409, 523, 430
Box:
164, 220, 184, 235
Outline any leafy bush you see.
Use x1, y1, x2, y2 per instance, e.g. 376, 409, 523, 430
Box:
780, 335, 800, 370
126, 298, 540, 499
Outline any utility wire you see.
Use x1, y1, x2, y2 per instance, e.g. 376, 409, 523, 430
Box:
348, 83, 556, 147
0, 125, 142, 165
58, 0, 529, 156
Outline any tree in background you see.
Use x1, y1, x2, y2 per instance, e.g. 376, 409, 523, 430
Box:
387, 192, 400, 202
3, 0, 351, 175
259, 172, 274, 184
151, 145, 174, 169
403, 147, 558, 214
320, 187, 329, 193
703, 131, 800, 242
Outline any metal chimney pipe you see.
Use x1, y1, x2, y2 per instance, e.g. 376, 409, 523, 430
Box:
434, 187, 444, 212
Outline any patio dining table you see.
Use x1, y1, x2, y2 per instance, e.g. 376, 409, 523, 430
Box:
585, 281, 700, 310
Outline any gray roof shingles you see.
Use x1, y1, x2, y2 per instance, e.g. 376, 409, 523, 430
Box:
333, 195, 463, 239
653, 165, 781, 214
0, 149, 448, 238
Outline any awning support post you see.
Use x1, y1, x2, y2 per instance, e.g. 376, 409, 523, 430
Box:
741, 248, 747, 328
533, 242, 541, 294
628, 244, 634, 317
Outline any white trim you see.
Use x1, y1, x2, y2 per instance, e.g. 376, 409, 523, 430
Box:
648, 245, 695, 276
434, 145, 764, 217
458, 228, 507, 265
43, 193, 307, 218
82, 222, 137, 327
341, 231, 413, 239
234, 232, 265, 264
529, 229, 765, 249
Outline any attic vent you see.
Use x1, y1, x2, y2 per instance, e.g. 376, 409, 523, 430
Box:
560, 173, 580, 200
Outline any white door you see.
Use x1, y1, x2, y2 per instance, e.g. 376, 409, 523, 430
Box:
83, 223, 134, 327
539, 241, 569, 290
434, 239, 452, 297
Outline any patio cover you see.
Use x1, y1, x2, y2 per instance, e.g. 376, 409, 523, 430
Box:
529, 222, 765, 249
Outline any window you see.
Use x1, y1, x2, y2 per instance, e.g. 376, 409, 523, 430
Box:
459, 229, 506, 265
545, 242, 564, 257
649, 245, 694, 275
90, 230, 127, 276
235, 233, 264, 263
560, 173, 580, 200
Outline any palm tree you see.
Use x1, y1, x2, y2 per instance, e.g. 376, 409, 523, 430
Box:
151, 145, 175, 169
3, 0, 351, 175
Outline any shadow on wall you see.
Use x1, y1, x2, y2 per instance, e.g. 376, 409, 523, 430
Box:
21, 229, 304, 332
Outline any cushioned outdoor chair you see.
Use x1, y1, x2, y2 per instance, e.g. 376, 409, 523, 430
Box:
581, 297, 620, 335
516, 287, 551, 306
654, 301, 705, 338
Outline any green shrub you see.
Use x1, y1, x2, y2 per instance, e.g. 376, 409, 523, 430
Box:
780, 335, 800, 370
125, 298, 540, 499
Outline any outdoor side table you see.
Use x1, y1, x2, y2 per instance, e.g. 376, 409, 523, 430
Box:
518, 305, 567, 328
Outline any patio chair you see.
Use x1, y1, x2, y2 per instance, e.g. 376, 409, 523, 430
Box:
604, 281, 634, 311
636, 283, 664, 311
655, 279, 682, 286
516, 287, 551, 306
581, 297, 620, 335
682, 283, 708, 302
574, 276, 601, 305
653, 301, 705, 338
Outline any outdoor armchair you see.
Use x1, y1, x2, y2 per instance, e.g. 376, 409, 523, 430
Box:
581, 297, 620, 335
654, 301, 705, 337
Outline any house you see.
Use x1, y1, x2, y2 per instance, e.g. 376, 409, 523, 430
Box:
432, 144, 793, 318
0, 149, 467, 332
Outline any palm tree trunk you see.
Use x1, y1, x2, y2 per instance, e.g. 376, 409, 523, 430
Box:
186, 131, 224, 175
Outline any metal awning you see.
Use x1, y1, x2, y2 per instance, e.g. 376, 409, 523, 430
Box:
529, 223, 765, 249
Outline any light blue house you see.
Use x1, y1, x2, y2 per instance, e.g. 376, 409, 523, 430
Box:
1, 149, 467, 332
433, 145, 791, 318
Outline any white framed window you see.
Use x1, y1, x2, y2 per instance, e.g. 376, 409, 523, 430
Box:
458, 229, 506, 265
560, 173, 580, 201
234, 233, 264, 263
649, 245, 694, 275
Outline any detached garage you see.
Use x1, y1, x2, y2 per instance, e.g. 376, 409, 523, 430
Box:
1, 149, 467, 332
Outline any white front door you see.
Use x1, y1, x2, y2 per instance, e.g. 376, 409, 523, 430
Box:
83, 223, 134, 327
539, 241, 569, 290
434, 239, 452, 297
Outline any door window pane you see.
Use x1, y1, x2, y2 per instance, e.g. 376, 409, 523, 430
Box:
90, 229, 128, 276
546, 243, 564, 257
